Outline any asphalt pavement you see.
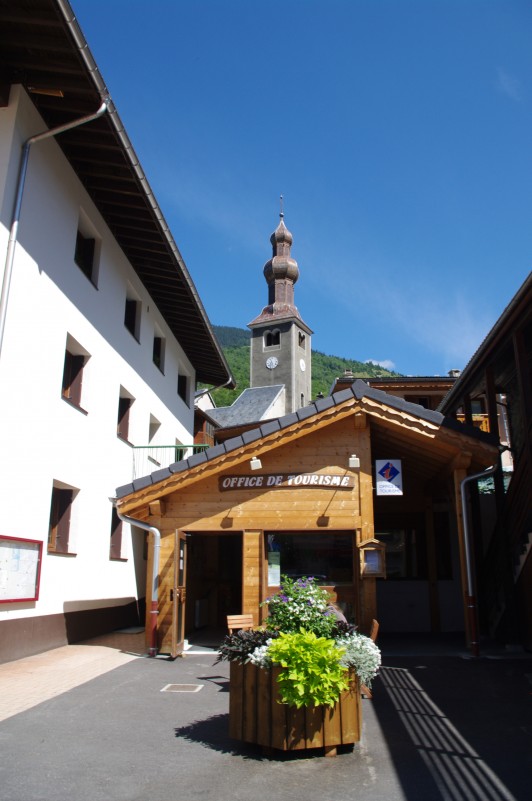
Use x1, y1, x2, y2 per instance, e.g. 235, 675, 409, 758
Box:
0, 632, 531, 801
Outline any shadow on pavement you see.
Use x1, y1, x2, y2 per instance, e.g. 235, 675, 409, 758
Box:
371, 656, 532, 801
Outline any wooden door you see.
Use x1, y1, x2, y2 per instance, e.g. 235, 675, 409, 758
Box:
170, 530, 187, 658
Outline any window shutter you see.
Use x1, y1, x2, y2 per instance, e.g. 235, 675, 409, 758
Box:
110, 508, 123, 559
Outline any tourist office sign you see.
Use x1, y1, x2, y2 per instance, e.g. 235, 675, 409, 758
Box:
375, 459, 403, 496
219, 473, 355, 491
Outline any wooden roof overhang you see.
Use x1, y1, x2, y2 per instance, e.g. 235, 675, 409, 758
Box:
115, 382, 499, 520
0, 0, 234, 388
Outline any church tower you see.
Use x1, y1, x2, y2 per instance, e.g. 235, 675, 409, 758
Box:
248, 211, 312, 412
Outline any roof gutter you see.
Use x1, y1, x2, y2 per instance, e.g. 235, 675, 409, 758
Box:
56, 0, 235, 390
113, 503, 161, 658
0, 97, 108, 361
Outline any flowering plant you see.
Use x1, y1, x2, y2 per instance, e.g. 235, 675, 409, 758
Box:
263, 576, 337, 638
219, 576, 381, 707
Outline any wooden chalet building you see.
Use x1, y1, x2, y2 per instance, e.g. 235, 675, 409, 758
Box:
115, 380, 498, 657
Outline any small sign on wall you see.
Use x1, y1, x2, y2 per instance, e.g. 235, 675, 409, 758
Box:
375, 460, 403, 496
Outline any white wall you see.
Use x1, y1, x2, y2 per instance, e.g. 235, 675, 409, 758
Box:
0, 87, 196, 625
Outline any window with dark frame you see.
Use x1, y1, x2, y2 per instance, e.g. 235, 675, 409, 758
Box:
124, 298, 140, 339
177, 374, 189, 405
74, 230, 96, 282
109, 508, 123, 560
117, 394, 133, 441
48, 486, 74, 554
61, 349, 85, 408
153, 335, 165, 372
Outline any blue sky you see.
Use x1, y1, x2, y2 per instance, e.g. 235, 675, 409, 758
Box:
73, 0, 532, 376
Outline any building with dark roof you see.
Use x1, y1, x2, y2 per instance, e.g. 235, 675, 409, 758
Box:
116, 380, 498, 656
440, 272, 532, 649
0, 0, 233, 663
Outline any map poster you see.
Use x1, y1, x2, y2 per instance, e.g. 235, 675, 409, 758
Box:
0, 536, 42, 603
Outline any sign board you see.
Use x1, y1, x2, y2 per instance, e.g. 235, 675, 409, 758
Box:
0, 535, 42, 603
219, 473, 355, 491
375, 460, 403, 496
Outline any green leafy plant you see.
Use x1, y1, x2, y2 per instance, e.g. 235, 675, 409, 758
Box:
267, 630, 350, 708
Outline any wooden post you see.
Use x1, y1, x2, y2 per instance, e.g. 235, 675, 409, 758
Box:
242, 530, 262, 623
356, 414, 377, 632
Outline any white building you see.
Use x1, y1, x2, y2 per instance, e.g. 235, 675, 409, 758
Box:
0, 1, 233, 662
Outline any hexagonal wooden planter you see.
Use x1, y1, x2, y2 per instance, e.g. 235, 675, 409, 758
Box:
229, 662, 361, 757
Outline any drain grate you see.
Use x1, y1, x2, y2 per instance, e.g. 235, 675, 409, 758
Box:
161, 684, 204, 693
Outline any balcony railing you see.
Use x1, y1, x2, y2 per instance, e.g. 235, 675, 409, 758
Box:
132, 444, 210, 480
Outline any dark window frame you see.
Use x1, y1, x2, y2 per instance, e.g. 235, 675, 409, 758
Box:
152, 335, 165, 372
74, 230, 96, 284
124, 298, 140, 340
61, 349, 86, 410
48, 486, 75, 555
117, 394, 133, 442
177, 374, 189, 406
110, 508, 125, 560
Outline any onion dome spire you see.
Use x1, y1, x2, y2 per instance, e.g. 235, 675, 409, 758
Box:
262, 196, 299, 312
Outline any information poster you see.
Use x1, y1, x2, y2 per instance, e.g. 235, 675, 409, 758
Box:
267, 551, 281, 586
0, 536, 42, 603
375, 460, 403, 496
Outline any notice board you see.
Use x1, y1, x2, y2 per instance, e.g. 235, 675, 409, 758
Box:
0, 535, 42, 603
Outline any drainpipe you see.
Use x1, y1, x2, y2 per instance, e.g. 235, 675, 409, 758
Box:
114, 504, 161, 658
0, 99, 108, 360
460, 463, 498, 658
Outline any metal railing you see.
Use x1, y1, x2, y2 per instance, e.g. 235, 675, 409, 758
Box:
132, 444, 209, 480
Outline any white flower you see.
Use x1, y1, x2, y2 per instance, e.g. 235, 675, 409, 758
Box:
335, 633, 381, 687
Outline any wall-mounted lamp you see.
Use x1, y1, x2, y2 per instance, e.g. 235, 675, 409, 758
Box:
250, 457, 262, 471
348, 454, 360, 469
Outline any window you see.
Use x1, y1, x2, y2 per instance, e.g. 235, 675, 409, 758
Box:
124, 297, 140, 340
48, 484, 77, 554
375, 529, 431, 579
264, 329, 280, 348
177, 373, 189, 406
152, 333, 165, 372
109, 508, 124, 560
62, 351, 84, 407
61, 336, 89, 411
149, 414, 161, 443
74, 210, 99, 285
298, 332, 306, 349
266, 532, 354, 587
117, 389, 134, 442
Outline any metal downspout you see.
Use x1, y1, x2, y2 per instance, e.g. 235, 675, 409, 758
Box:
114, 506, 161, 658
0, 100, 108, 360
460, 463, 499, 658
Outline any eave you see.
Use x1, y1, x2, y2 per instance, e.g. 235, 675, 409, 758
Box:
0, 0, 234, 388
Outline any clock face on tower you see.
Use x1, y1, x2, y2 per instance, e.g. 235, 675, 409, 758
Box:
266, 356, 279, 370
300, 359, 306, 371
